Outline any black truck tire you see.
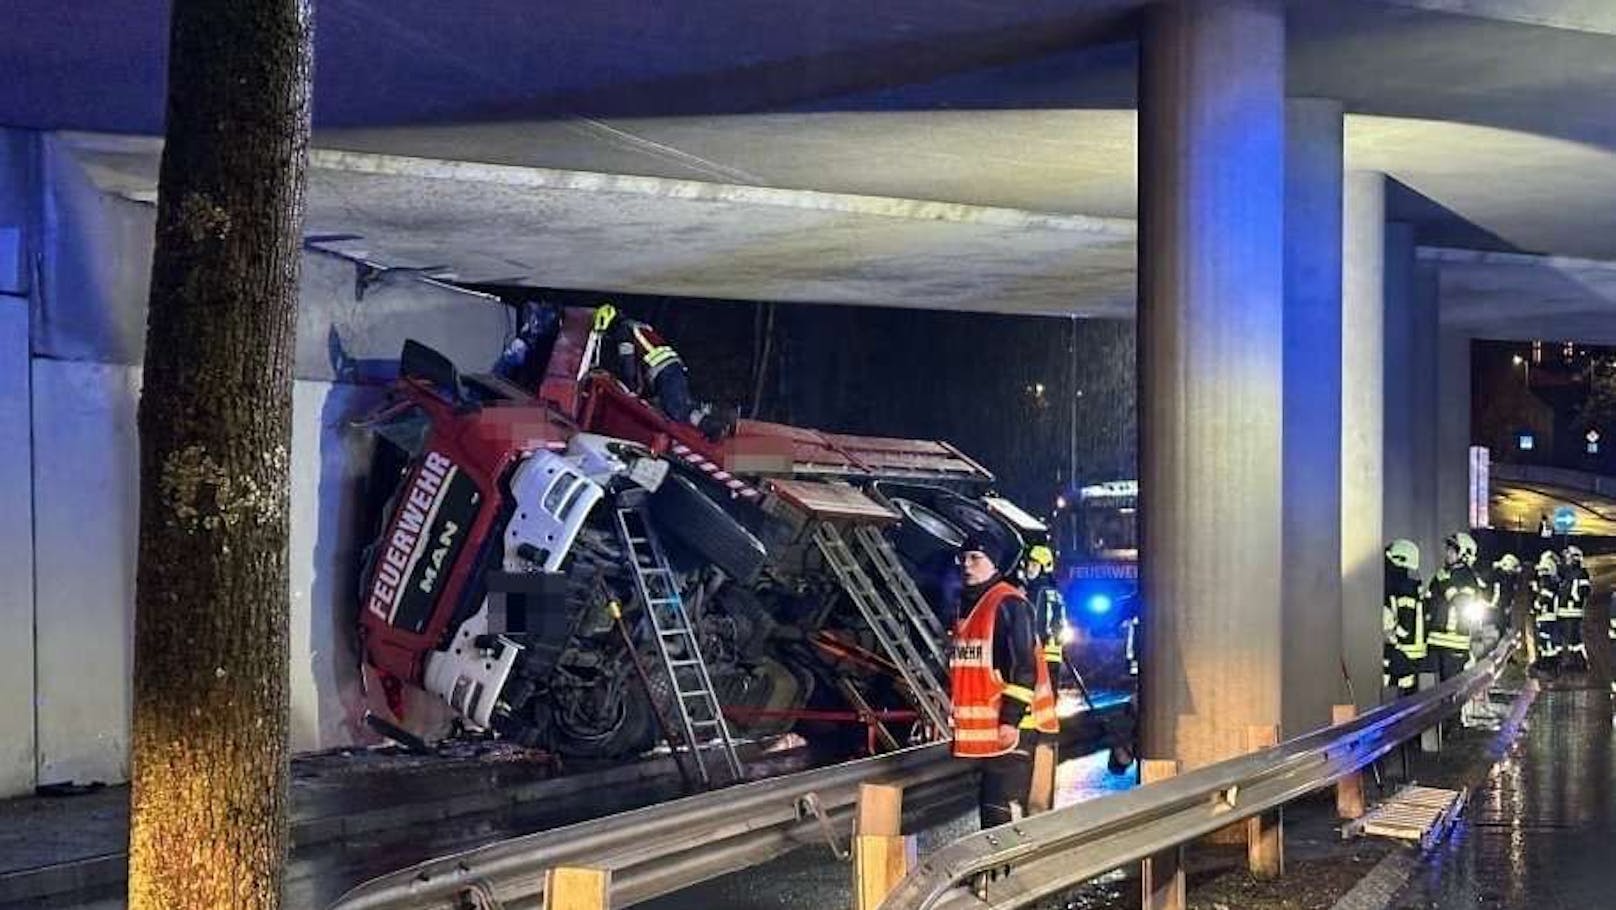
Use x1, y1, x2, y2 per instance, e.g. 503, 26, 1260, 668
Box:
886, 496, 966, 565
549, 680, 659, 759
650, 473, 768, 583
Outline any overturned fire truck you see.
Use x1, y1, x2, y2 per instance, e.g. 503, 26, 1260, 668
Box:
355, 305, 1052, 783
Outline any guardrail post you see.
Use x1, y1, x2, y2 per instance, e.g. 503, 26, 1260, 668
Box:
544, 866, 610, 910
1027, 740, 1058, 814
1140, 759, 1185, 910
1246, 725, 1284, 881
1418, 671, 1441, 753
853, 783, 917, 910
1332, 704, 1366, 820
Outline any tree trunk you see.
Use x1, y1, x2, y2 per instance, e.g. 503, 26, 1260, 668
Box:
127, 1, 311, 907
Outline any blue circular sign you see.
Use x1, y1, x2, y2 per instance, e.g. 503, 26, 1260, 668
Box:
1552, 505, 1578, 534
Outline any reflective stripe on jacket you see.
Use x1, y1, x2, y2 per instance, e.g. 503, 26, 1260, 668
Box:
951, 581, 1059, 758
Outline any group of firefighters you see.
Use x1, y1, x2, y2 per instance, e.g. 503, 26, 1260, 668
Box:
1382, 530, 1598, 706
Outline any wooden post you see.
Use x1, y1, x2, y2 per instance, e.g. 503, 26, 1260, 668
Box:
1333, 704, 1366, 820
853, 783, 917, 910
1246, 725, 1284, 881
544, 867, 610, 910
1027, 741, 1059, 814
1140, 760, 1185, 910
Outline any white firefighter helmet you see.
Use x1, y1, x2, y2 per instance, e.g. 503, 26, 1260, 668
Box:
1494, 552, 1522, 574
1385, 539, 1420, 572
1565, 545, 1584, 567
1445, 531, 1478, 566
1536, 550, 1560, 574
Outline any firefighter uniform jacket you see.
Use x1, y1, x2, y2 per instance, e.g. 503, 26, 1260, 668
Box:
950, 580, 1059, 758
1386, 568, 1426, 661
1531, 568, 1561, 657
1020, 573, 1067, 663
1424, 564, 1485, 653
602, 317, 684, 395
1559, 565, 1592, 619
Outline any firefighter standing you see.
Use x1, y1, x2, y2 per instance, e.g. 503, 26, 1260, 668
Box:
1018, 544, 1069, 677
1559, 545, 1592, 671
1384, 539, 1426, 698
1492, 553, 1524, 632
951, 535, 1060, 829
589, 303, 733, 440
1424, 532, 1486, 683
1531, 551, 1562, 675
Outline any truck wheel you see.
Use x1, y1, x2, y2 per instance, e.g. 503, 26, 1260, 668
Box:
933, 495, 1023, 566
886, 497, 965, 565
549, 667, 659, 759
650, 474, 768, 583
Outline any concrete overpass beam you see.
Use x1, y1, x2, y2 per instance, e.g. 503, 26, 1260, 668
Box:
1138, 0, 1285, 770
1281, 97, 1344, 737
1342, 172, 1387, 714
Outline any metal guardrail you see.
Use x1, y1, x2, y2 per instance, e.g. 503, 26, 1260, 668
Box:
877, 635, 1519, 910
327, 743, 974, 909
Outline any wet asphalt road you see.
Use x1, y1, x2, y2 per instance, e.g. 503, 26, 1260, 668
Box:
1391, 686, 1616, 909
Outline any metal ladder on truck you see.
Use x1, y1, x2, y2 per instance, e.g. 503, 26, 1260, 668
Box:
813, 522, 953, 737
615, 503, 743, 788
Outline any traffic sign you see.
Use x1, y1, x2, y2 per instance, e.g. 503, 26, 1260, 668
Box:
1552, 505, 1578, 534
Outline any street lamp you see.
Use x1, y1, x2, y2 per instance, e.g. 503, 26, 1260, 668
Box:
1512, 354, 1531, 387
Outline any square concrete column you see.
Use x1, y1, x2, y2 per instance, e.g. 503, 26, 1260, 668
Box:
1383, 222, 1417, 546
1282, 98, 1344, 737
1410, 261, 1443, 563
1342, 172, 1386, 714
1138, 0, 1285, 770
0, 129, 36, 798
1437, 328, 1473, 538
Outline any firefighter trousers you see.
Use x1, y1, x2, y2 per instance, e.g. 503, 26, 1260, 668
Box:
977, 745, 1035, 829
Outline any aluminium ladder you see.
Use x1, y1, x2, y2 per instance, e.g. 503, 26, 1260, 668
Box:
615, 504, 743, 787
851, 524, 950, 668
813, 522, 953, 736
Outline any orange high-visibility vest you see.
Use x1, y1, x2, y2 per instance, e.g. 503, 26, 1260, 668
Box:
951, 581, 1060, 758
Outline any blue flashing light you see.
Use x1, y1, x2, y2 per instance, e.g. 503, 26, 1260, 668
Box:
1086, 593, 1114, 615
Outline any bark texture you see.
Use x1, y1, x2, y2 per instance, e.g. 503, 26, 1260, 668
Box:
127, 1, 311, 907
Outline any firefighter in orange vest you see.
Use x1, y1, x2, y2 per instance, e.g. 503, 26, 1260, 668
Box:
951, 534, 1061, 829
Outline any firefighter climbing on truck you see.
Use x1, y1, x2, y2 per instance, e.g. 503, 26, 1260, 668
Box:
589, 303, 735, 441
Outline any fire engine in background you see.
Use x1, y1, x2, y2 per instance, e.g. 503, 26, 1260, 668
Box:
1051, 480, 1139, 687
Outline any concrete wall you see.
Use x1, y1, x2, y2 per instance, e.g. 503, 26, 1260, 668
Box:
0, 130, 508, 795
0, 297, 33, 797
0, 130, 39, 797
31, 360, 140, 785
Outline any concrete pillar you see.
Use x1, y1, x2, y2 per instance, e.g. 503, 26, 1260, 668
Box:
1382, 223, 1417, 547
1281, 98, 1344, 737
1437, 327, 1473, 539
1138, 0, 1285, 770
1341, 173, 1386, 714
1410, 261, 1442, 564
0, 296, 32, 798
0, 129, 36, 798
